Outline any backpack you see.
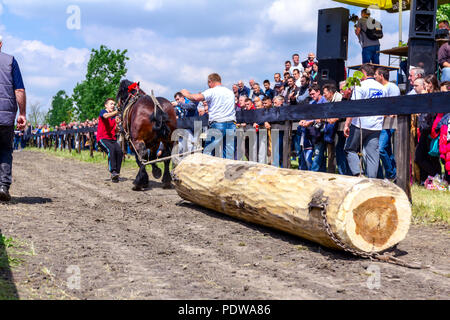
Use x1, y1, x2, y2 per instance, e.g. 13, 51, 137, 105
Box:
365, 18, 383, 41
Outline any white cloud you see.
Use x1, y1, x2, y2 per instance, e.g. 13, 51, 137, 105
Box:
265, 0, 337, 34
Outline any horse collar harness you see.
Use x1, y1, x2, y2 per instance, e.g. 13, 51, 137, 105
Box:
118, 82, 168, 165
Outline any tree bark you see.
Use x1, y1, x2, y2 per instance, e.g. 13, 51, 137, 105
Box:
173, 154, 412, 253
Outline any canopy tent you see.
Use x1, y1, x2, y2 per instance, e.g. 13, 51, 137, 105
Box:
333, 0, 446, 44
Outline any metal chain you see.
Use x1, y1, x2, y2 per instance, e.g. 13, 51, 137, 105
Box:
309, 195, 425, 269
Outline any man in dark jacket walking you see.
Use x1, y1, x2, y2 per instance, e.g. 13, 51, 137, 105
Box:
0, 36, 27, 202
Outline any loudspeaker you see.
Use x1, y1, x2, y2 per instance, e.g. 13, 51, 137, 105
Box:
407, 38, 437, 76
318, 59, 346, 87
317, 7, 349, 60
409, 0, 438, 39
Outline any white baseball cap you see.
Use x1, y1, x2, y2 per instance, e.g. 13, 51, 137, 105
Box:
0, 35, 3, 43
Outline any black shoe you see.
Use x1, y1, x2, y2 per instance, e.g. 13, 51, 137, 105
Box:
0, 185, 11, 202
111, 173, 120, 183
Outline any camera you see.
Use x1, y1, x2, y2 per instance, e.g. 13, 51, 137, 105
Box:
349, 14, 359, 23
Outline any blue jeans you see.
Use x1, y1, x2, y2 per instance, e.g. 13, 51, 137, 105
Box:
299, 148, 313, 170
335, 131, 350, 175
377, 129, 396, 179
311, 141, 327, 172
441, 67, 450, 82
362, 45, 380, 64
205, 122, 236, 159
292, 131, 301, 159
272, 130, 285, 168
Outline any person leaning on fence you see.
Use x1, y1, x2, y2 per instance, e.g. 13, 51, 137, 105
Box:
0, 35, 27, 202
344, 63, 385, 179
97, 98, 123, 183
181, 73, 236, 159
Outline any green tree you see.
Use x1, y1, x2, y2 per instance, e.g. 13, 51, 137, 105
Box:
47, 90, 74, 126
437, 4, 450, 26
72, 45, 129, 121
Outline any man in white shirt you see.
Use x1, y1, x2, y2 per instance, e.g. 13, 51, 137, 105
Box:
344, 64, 386, 178
290, 53, 304, 75
375, 67, 400, 180
181, 73, 236, 159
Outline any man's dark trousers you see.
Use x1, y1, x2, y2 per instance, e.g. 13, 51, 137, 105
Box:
0, 126, 14, 189
99, 139, 123, 174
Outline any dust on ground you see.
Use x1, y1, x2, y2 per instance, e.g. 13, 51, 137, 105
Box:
0, 150, 448, 299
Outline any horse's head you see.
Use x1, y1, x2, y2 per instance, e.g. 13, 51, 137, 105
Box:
117, 79, 134, 110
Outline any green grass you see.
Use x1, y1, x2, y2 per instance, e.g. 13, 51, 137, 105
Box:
0, 235, 33, 300
411, 184, 450, 225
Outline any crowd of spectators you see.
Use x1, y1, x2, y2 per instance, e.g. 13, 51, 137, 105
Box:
14, 118, 100, 151
172, 50, 450, 185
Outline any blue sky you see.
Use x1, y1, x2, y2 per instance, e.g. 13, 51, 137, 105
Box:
0, 0, 410, 115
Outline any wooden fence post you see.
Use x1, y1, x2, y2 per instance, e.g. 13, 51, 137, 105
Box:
394, 115, 412, 202
282, 121, 293, 169
77, 134, 82, 154
89, 133, 94, 158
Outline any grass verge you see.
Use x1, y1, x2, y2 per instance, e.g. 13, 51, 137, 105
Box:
411, 184, 450, 225
0, 235, 34, 300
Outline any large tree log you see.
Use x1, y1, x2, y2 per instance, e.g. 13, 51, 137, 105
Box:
172, 154, 412, 253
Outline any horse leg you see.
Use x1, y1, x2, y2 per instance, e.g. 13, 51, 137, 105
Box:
161, 142, 173, 189
132, 141, 150, 191
149, 147, 162, 179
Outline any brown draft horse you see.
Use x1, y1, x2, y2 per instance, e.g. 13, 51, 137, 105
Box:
116, 79, 177, 191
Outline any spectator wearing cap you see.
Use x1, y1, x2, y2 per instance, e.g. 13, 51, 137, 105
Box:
273, 82, 284, 97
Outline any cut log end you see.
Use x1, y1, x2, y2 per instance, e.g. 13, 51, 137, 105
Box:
338, 180, 411, 253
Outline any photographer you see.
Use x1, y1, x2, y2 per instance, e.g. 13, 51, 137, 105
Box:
354, 9, 382, 64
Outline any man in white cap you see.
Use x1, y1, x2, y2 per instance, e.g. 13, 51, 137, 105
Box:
0, 35, 27, 201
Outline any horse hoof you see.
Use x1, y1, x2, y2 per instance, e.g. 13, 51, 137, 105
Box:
152, 168, 162, 179
132, 184, 144, 192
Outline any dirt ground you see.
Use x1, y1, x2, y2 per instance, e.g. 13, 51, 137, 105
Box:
0, 150, 449, 300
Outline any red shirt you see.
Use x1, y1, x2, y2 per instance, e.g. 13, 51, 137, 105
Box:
97, 109, 117, 142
